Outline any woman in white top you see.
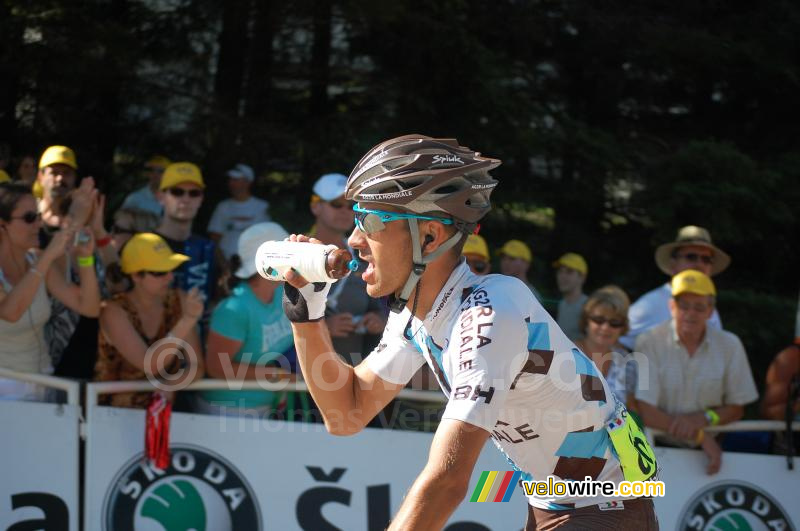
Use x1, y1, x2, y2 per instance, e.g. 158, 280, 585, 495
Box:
574, 285, 639, 407
0, 183, 100, 400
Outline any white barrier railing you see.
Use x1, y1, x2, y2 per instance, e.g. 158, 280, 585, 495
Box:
0, 367, 81, 405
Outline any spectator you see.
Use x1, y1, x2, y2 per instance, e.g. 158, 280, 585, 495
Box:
207, 163, 270, 259
636, 270, 758, 474
553, 252, 588, 341
96, 233, 204, 409
309, 173, 387, 365
574, 285, 637, 406
200, 222, 296, 415
36, 145, 79, 233
761, 344, 800, 421
121, 155, 171, 216
462, 233, 490, 275
110, 207, 160, 252
13, 154, 37, 185
620, 225, 729, 349
498, 239, 540, 299
155, 162, 228, 326
0, 183, 100, 400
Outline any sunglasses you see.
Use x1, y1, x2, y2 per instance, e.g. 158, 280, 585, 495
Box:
676, 301, 711, 313
112, 224, 134, 235
11, 211, 41, 224
676, 252, 713, 265
141, 270, 170, 277
167, 187, 204, 198
467, 259, 489, 274
353, 204, 453, 235
588, 315, 626, 328
327, 199, 354, 210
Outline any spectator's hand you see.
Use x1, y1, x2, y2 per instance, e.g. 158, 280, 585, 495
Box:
73, 228, 95, 258
90, 192, 107, 238
361, 311, 386, 335
701, 435, 722, 475
40, 226, 76, 266
66, 177, 96, 228
326, 313, 356, 338
182, 287, 204, 322
669, 412, 707, 440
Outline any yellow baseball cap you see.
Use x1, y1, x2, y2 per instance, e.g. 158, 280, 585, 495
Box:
159, 162, 205, 190
671, 269, 716, 297
120, 233, 189, 274
39, 145, 77, 169
552, 252, 588, 276
498, 239, 532, 262
0, 169, 10, 183
462, 234, 490, 261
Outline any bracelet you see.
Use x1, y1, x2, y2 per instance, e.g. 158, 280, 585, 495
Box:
695, 429, 705, 444
96, 235, 112, 248
704, 409, 720, 426
77, 255, 95, 268
29, 267, 44, 279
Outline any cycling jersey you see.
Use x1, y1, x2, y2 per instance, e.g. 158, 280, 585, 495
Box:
367, 260, 632, 509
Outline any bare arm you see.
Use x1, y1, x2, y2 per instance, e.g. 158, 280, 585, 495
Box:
291, 320, 405, 435
46, 235, 101, 318
761, 347, 800, 420
389, 419, 489, 530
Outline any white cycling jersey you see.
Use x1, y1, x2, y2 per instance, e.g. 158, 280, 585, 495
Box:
367, 260, 633, 510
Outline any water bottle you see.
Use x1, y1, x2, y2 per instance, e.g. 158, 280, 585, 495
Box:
255, 240, 359, 283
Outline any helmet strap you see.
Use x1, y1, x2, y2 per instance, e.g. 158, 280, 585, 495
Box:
389, 218, 464, 314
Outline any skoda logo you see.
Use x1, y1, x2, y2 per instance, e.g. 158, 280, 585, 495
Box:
679, 481, 794, 531
103, 445, 261, 531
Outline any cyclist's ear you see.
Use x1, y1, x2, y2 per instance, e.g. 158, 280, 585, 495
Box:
423, 234, 434, 249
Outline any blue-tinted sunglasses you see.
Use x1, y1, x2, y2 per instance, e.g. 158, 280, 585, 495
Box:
353, 204, 453, 234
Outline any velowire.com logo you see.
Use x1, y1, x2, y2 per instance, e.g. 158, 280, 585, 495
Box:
679, 481, 794, 531
103, 444, 261, 531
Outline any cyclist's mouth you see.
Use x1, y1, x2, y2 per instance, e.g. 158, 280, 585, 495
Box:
362, 261, 376, 283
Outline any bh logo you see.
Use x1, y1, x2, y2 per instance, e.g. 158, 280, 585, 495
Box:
103, 445, 260, 531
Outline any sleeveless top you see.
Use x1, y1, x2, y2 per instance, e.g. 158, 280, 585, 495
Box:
0, 253, 52, 373
95, 289, 182, 409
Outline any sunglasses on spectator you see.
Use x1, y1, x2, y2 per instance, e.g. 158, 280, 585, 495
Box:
141, 271, 170, 278
327, 199, 354, 210
167, 188, 203, 198
676, 301, 711, 313
11, 211, 41, 224
588, 315, 626, 328
467, 259, 489, 273
353, 204, 453, 234
676, 252, 713, 265
112, 224, 134, 235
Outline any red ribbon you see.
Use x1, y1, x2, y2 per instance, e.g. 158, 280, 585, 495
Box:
145, 392, 172, 470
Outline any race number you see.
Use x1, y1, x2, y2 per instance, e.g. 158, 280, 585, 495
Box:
606, 401, 657, 482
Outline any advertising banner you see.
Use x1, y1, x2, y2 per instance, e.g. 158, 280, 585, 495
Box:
84, 407, 528, 530
0, 400, 80, 531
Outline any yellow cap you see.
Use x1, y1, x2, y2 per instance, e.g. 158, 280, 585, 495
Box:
146, 155, 171, 168
32, 180, 44, 199
159, 162, 205, 190
120, 233, 189, 274
0, 169, 10, 183
552, 252, 588, 276
671, 269, 716, 297
499, 239, 532, 262
462, 234, 490, 261
39, 145, 77, 169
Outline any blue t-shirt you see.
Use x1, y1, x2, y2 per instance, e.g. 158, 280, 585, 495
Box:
201, 283, 294, 408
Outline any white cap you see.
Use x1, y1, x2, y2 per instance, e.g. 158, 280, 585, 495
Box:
236, 222, 289, 278
312, 173, 347, 201
227, 163, 255, 182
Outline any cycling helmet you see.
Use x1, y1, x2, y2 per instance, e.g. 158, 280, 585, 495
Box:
347, 135, 501, 312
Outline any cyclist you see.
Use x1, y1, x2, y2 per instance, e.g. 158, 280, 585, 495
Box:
281, 134, 658, 530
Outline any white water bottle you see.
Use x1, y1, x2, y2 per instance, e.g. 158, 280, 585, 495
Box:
255, 240, 358, 283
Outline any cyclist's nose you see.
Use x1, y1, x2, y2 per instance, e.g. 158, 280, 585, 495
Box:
348, 226, 366, 250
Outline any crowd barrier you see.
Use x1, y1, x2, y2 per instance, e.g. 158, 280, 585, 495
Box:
2, 371, 798, 530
